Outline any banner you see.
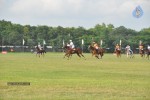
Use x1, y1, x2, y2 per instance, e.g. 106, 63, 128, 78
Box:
43, 40, 46, 45
63, 39, 65, 46
120, 39, 122, 45
82, 39, 84, 45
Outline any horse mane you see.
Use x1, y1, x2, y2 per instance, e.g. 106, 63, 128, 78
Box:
89, 45, 95, 50
64, 45, 72, 50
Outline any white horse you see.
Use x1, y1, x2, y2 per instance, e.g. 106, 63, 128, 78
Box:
126, 49, 134, 58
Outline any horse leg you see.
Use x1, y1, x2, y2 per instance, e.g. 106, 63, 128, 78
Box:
98, 54, 101, 59
63, 53, 68, 58
78, 50, 86, 60
43, 53, 44, 57
92, 51, 95, 57
127, 52, 128, 58
80, 53, 86, 60
66, 53, 71, 60
117, 54, 120, 58
100, 54, 103, 59
116, 54, 118, 58
146, 53, 149, 60
76, 53, 81, 58
95, 54, 99, 59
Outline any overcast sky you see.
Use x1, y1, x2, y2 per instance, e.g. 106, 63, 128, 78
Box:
0, 0, 150, 31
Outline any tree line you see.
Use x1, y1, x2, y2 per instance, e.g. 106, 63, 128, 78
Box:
0, 20, 150, 52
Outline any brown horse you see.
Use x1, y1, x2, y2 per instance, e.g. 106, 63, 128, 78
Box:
114, 49, 121, 58
139, 49, 145, 58
36, 46, 46, 57
63, 45, 86, 60
88, 45, 104, 59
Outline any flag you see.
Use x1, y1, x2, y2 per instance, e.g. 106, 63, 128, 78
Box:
38, 42, 40, 45
63, 39, 65, 46
120, 39, 122, 45
132, 5, 143, 18
43, 40, 46, 45
139, 40, 142, 45
23, 39, 25, 45
82, 39, 84, 45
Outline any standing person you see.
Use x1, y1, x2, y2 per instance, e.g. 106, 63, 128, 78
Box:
69, 40, 75, 50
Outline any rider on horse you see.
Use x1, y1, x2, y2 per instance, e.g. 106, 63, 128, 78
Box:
67, 40, 75, 50
139, 43, 144, 52
38, 44, 42, 50
126, 45, 132, 53
92, 42, 100, 54
125, 45, 133, 57
147, 45, 150, 52
115, 44, 120, 52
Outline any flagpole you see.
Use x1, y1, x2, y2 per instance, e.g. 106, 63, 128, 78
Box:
100, 39, 103, 48
43, 40, 46, 49
120, 39, 122, 50
82, 39, 84, 52
43, 40, 44, 49
1, 37, 3, 52
63, 39, 64, 47
63, 39, 64, 52
23, 39, 25, 52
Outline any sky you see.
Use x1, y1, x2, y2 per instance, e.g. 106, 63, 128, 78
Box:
0, 0, 150, 31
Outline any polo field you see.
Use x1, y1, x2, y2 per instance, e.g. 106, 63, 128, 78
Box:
0, 53, 150, 100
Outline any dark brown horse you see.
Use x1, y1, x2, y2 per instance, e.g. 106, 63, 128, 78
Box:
114, 49, 121, 58
63, 45, 86, 60
36, 46, 46, 57
88, 45, 104, 59
139, 49, 145, 58
146, 49, 150, 60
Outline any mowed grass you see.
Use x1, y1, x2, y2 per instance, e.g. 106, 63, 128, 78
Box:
0, 52, 150, 100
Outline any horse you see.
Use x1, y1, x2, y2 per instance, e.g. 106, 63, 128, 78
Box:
63, 45, 86, 60
88, 45, 104, 59
125, 49, 134, 58
146, 49, 150, 60
114, 49, 121, 58
36, 46, 46, 57
139, 49, 145, 58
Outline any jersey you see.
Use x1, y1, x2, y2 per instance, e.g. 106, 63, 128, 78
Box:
148, 46, 150, 50
70, 42, 75, 49
139, 45, 143, 50
93, 43, 99, 49
115, 45, 120, 50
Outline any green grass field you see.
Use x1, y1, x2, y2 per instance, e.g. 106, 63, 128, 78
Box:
0, 53, 150, 100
